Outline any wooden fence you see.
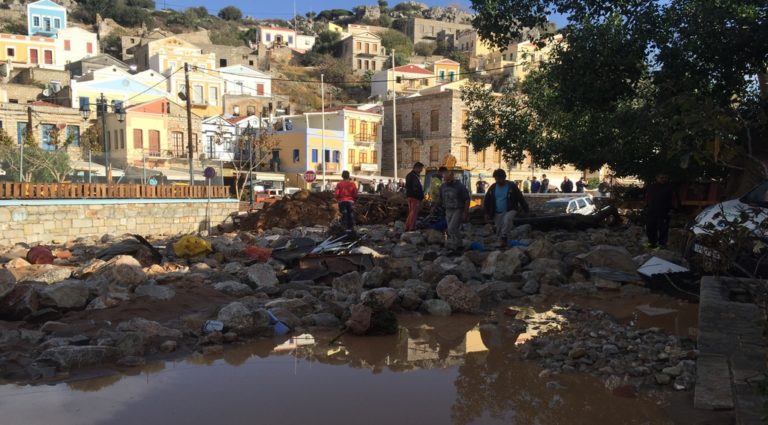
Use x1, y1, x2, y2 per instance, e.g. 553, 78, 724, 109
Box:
0, 183, 230, 199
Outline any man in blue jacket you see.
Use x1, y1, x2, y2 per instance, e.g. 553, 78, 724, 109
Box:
484, 169, 529, 246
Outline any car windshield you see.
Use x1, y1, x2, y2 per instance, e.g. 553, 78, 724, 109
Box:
741, 181, 768, 208
543, 201, 570, 213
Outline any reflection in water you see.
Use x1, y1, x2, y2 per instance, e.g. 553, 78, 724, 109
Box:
0, 312, 676, 425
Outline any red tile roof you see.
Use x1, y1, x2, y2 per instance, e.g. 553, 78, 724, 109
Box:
392, 64, 433, 75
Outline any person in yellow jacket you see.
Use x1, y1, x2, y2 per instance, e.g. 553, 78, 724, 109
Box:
428, 166, 448, 202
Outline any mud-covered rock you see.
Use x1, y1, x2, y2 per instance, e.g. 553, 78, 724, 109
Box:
246, 263, 279, 288
38, 280, 89, 309
421, 299, 452, 316
331, 271, 363, 297
216, 302, 271, 336
436, 275, 481, 313
36, 346, 119, 370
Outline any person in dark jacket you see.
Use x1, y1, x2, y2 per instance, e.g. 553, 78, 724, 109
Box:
405, 162, 425, 231
575, 177, 587, 193
483, 169, 530, 245
540, 174, 550, 193
561, 176, 574, 193
530, 176, 541, 193
437, 169, 470, 251
644, 173, 679, 248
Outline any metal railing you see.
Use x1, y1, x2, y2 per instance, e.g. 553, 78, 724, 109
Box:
0, 182, 230, 199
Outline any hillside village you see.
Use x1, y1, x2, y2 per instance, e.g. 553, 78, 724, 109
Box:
0, 0, 569, 192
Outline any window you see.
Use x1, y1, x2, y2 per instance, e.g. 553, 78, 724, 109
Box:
54, 18, 60, 29
33, 16, 39, 26
148, 130, 160, 155
429, 145, 439, 162
356, 41, 361, 51
360, 121, 368, 137
411, 112, 420, 133
288, 36, 293, 44
29, 49, 38, 64
357, 59, 361, 69
395, 114, 401, 131
106, 131, 111, 151
324, 149, 331, 163
40, 124, 56, 151
365, 43, 370, 54
494, 150, 501, 163
411, 146, 420, 162
192, 85, 204, 104
256, 83, 264, 96
172, 132, 184, 156
422, 78, 428, 86
360, 151, 367, 163
219, 59, 227, 67
449, 71, 455, 81
44, 50, 53, 64
64, 40, 70, 51
461, 110, 468, 126
348, 119, 356, 135
479, 149, 486, 163
43, 17, 50, 31
247, 106, 256, 116
119, 129, 125, 149
133, 129, 143, 149
311, 149, 318, 163
209, 86, 218, 106
113, 131, 118, 150
86, 42, 93, 54
266, 33, 272, 42
371, 123, 377, 137
371, 61, 376, 71
348, 149, 355, 163
292, 149, 300, 162
430, 109, 439, 132
372, 44, 377, 52
6, 48, 14, 57
372, 150, 377, 163
460, 146, 469, 163
364, 60, 369, 70
439, 70, 445, 81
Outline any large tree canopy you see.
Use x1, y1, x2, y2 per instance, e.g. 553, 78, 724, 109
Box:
464, 0, 768, 185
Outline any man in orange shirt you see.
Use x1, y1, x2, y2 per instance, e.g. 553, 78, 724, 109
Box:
335, 170, 359, 232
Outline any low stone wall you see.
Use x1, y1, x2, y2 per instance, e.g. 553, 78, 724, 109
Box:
0, 199, 239, 246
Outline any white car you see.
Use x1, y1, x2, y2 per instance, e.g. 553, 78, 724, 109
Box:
542, 196, 597, 215
691, 181, 768, 237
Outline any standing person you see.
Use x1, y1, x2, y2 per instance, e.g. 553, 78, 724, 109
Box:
335, 171, 358, 232
561, 176, 574, 193
540, 174, 550, 193
397, 178, 406, 193
387, 179, 398, 192
484, 169, 529, 246
405, 162, 425, 231
522, 177, 531, 193
645, 173, 679, 249
575, 177, 587, 193
530, 176, 541, 194
437, 169, 470, 252
476, 178, 487, 194
429, 166, 447, 202
377, 179, 385, 194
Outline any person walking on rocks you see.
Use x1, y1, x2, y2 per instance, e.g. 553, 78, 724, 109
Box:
335, 171, 358, 232
484, 169, 529, 246
405, 162, 425, 231
645, 173, 678, 249
540, 174, 550, 193
437, 169, 470, 252
561, 176, 574, 193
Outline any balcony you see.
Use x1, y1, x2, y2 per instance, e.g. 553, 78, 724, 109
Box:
353, 133, 377, 144
398, 129, 423, 139
316, 163, 339, 173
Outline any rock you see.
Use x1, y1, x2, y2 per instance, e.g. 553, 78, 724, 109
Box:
38, 280, 89, 309
361, 288, 398, 309
577, 245, 637, 273
508, 224, 532, 239
346, 303, 373, 335
222, 262, 244, 275
0, 284, 39, 320
116, 332, 145, 357
5, 258, 32, 269
216, 302, 271, 336
654, 373, 672, 385
569, 347, 587, 359
673, 373, 695, 390
398, 289, 422, 310
117, 356, 146, 367
602, 344, 620, 355
620, 284, 650, 296
72, 258, 106, 279
36, 346, 119, 369
26, 246, 55, 265
554, 240, 590, 255
246, 263, 279, 287
480, 251, 501, 277
400, 231, 425, 245
268, 307, 302, 330
265, 298, 313, 317
331, 271, 363, 297
302, 313, 341, 328
213, 280, 254, 297
0, 269, 17, 287
361, 267, 385, 288
662, 365, 683, 377
22, 265, 73, 285
424, 229, 445, 245
436, 275, 481, 313
420, 263, 447, 284
521, 280, 540, 295
86, 293, 128, 310
134, 284, 176, 301
387, 257, 418, 279
160, 340, 178, 353
88, 255, 147, 292
525, 258, 567, 276
527, 239, 555, 259
116, 318, 182, 338
421, 299, 452, 316
594, 277, 622, 290
391, 243, 420, 258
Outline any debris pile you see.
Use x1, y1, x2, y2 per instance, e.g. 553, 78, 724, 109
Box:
241, 191, 408, 230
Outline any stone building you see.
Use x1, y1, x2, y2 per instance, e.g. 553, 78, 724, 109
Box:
404, 17, 472, 46
340, 31, 388, 75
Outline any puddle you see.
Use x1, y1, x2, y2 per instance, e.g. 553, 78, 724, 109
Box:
0, 313, 683, 425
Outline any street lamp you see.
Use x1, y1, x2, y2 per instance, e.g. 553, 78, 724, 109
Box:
79, 93, 125, 184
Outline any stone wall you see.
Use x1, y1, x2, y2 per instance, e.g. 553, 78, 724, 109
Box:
0, 199, 239, 246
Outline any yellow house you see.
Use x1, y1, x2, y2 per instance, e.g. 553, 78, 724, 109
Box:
456, 29, 495, 58
0, 33, 58, 68
138, 36, 223, 117
332, 107, 382, 175
501, 34, 564, 81
430, 59, 461, 83
327, 22, 344, 34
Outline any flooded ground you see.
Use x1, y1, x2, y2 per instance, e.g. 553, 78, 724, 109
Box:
0, 294, 726, 425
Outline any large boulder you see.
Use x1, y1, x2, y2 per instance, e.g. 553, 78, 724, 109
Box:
421, 299, 452, 316
212, 280, 254, 297
0, 269, 16, 287
216, 302, 271, 336
39, 280, 89, 310
576, 245, 637, 273
302, 312, 341, 328
525, 258, 568, 276
134, 284, 175, 301
36, 346, 119, 370
361, 288, 398, 309
265, 298, 314, 317
554, 240, 590, 255
246, 263, 279, 288
0, 285, 39, 320
482, 249, 524, 280
268, 307, 302, 330
527, 239, 555, 259
87, 255, 146, 293
361, 266, 385, 288
435, 275, 481, 313
21, 265, 72, 285
116, 318, 182, 338
331, 271, 363, 297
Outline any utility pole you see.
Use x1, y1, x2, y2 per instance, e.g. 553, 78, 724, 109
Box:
20, 106, 32, 182
99, 93, 111, 182
321, 73, 326, 190
391, 49, 398, 180
247, 123, 254, 210
184, 62, 194, 186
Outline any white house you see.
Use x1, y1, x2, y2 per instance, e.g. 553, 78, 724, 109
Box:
219, 64, 271, 97
296, 34, 316, 52
54, 26, 98, 67
258, 26, 297, 49
201, 115, 237, 161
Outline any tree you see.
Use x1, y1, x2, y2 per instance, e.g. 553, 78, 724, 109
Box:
380, 29, 413, 66
232, 127, 279, 202
217, 5, 242, 21
465, 0, 768, 187
317, 9, 353, 22
414, 41, 436, 57
312, 30, 342, 56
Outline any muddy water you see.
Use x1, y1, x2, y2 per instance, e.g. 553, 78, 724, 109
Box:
0, 304, 698, 425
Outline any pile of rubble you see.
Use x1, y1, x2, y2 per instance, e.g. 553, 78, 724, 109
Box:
240, 190, 408, 230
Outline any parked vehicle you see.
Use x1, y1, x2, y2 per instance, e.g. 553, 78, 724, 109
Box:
542, 196, 597, 215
